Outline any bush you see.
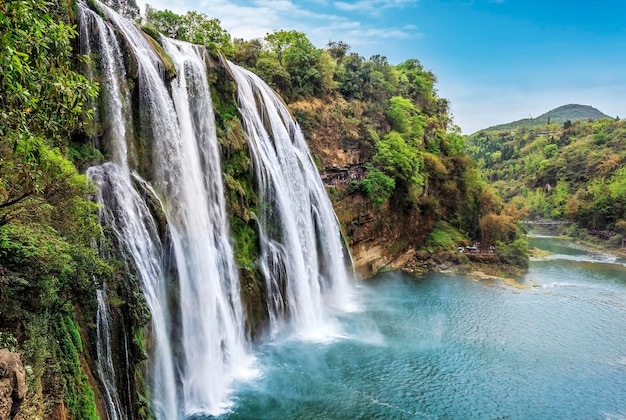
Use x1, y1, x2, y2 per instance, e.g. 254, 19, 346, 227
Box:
426, 221, 466, 250
495, 238, 529, 268
352, 169, 395, 208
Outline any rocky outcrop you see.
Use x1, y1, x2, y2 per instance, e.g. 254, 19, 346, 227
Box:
0, 349, 27, 420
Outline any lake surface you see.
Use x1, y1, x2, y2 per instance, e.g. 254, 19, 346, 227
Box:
223, 237, 626, 419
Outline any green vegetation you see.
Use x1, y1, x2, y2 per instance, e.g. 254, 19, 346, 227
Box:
0, 0, 112, 416
468, 117, 626, 248
350, 169, 395, 209
426, 221, 467, 250
481, 104, 613, 133
144, 6, 234, 55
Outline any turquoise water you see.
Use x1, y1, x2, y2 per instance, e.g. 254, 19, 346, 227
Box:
224, 237, 626, 419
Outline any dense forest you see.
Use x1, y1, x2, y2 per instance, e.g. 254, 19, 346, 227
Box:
0, 0, 529, 417
468, 117, 626, 248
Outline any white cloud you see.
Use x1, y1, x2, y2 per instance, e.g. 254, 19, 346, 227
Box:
334, 0, 418, 13
139, 0, 422, 51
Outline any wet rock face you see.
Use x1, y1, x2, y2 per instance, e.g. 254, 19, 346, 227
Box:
0, 349, 27, 420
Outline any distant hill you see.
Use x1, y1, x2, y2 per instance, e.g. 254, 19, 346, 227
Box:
479, 104, 613, 133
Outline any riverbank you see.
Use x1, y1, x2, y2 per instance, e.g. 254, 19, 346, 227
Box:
528, 226, 626, 258
396, 248, 528, 282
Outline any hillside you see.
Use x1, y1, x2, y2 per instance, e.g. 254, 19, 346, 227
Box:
481, 104, 613, 133
467, 118, 626, 246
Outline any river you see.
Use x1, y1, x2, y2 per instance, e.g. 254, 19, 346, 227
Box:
221, 236, 626, 419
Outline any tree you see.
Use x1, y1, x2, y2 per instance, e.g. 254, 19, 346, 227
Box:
101, 0, 140, 20
352, 169, 395, 208
339, 53, 366, 99
396, 58, 436, 110
182, 12, 233, 56
478, 212, 518, 248
550, 178, 569, 218
254, 57, 292, 98
144, 6, 233, 56
234, 38, 263, 68
145, 6, 185, 38
326, 41, 350, 61
1, 0, 98, 222
386, 96, 425, 146
373, 131, 423, 189
263, 30, 327, 98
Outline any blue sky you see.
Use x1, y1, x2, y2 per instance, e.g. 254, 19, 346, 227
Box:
140, 0, 626, 133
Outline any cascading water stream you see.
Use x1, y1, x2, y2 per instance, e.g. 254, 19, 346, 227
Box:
95, 286, 123, 420
88, 164, 179, 418
78, 6, 137, 419
157, 36, 250, 416
79, 0, 354, 416
80, 2, 249, 417
228, 63, 354, 337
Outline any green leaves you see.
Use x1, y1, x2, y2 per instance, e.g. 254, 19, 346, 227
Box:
351, 169, 395, 209
1, 0, 98, 144
373, 131, 423, 189
469, 116, 626, 230
144, 6, 234, 56
386, 96, 425, 146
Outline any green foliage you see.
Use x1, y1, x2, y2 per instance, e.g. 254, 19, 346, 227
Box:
144, 7, 184, 38
233, 38, 263, 68
495, 238, 529, 268
351, 169, 395, 208
53, 315, 99, 419
144, 5, 234, 56
182, 11, 233, 55
550, 178, 569, 218
396, 59, 438, 112
254, 57, 292, 98
426, 221, 467, 250
101, 0, 140, 20
0, 332, 18, 352
469, 117, 626, 231
19, 312, 98, 419
0, 223, 109, 321
261, 30, 335, 100
386, 96, 425, 145
0, 0, 98, 143
373, 131, 424, 189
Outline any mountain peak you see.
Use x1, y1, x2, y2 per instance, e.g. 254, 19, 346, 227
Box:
479, 104, 613, 133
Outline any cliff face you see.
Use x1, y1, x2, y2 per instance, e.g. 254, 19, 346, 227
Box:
287, 98, 400, 276
290, 97, 477, 278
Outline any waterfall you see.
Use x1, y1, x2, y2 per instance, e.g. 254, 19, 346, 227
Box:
95, 286, 123, 420
88, 164, 179, 418
80, 2, 249, 417
79, 0, 353, 416
229, 64, 353, 337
